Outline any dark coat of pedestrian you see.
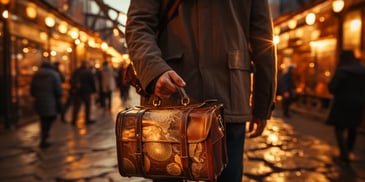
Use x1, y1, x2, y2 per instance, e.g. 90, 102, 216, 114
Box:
116, 63, 130, 106
53, 61, 66, 121
326, 50, 365, 164
30, 61, 63, 148
99, 61, 116, 110
70, 61, 97, 126
126, 1, 276, 181
279, 65, 296, 117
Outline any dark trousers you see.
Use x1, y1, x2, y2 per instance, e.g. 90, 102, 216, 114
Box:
119, 86, 130, 103
217, 123, 246, 182
152, 123, 246, 182
60, 91, 74, 121
101, 91, 112, 109
40, 115, 56, 143
282, 97, 293, 117
72, 94, 92, 123
335, 126, 357, 160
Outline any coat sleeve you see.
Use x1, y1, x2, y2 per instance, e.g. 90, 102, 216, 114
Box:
30, 75, 36, 97
125, 0, 172, 91
249, 0, 277, 119
328, 71, 345, 95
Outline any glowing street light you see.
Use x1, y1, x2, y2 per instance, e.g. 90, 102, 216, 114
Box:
332, 0, 344, 13
45, 15, 55, 58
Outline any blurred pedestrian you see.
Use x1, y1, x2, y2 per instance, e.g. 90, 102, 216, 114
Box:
60, 77, 74, 123
30, 61, 63, 149
126, 1, 276, 181
326, 50, 365, 165
100, 61, 116, 111
117, 63, 130, 106
53, 61, 67, 122
70, 60, 97, 126
54, 61, 66, 83
94, 67, 103, 106
279, 65, 296, 118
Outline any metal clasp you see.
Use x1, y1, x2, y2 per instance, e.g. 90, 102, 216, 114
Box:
180, 97, 190, 106
217, 114, 224, 131
152, 98, 161, 107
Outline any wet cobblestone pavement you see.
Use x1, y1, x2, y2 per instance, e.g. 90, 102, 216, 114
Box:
243, 116, 365, 182
0, 90, 364, 182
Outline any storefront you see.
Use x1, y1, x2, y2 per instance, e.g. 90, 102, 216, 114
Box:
274, 0, 365, 113
0, 0, 123, 129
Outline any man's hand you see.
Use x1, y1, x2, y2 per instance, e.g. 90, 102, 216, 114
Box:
154, 71, 186, 99
247, 116, 267, 138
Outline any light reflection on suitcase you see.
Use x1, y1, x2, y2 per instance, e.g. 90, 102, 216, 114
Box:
115, 100, 227, 181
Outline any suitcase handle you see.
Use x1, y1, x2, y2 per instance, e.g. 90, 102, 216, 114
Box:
152, 85, 191, 107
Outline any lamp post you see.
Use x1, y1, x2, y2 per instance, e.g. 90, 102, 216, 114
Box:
44, 15, 55, 58
1, 0, 14, 128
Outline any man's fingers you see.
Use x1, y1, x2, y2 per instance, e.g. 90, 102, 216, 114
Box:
168, 71, 186, 87
154, 71, 185, 98
247, 118, 267, 138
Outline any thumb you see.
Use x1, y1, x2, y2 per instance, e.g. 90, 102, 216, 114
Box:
167, 71, 186, 87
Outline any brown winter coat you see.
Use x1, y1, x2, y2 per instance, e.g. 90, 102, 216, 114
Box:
126, 0, 276, 123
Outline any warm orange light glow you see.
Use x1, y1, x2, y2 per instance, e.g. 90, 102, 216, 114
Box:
40, 32, 48, 41
332, 0, 344, 13
45, 15, 56, 28
113, 28, 119, 36
273, 35, 280, 45
74, 39, 81, 45
69, 28, 79, 39
306, 13, 316, 25
350, 19, 361, 31
0, 0, 10, 5
43, 51, 49, 57
79, 31, 88, 42
88, 38, 96, 47
122, 54, 129, 60
26, 3, 37, 19
2, 10, 9, 19
288, 20, 297, 29
58, 21, 68, 34
101, 42, 108, 50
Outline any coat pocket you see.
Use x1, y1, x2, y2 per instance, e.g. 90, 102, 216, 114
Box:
227, 50, 251, 115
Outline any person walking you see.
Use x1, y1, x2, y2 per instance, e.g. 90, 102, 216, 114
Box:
326, 50, 365, 165
279, 65, 296, 118
53, 61, 67, 122
116, 63, 130, 106
70, 60, 97, 126
100, 61, 116, 111
30, 61, 63, 149
125, 1, 276, 181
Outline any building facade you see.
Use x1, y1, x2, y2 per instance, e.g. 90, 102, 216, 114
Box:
273, 0, 365, 115
0, 0, 126, 129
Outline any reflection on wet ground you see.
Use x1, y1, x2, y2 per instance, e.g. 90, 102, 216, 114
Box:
0, 90, 364, 181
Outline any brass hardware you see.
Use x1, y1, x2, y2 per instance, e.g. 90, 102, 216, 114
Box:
152, 98, 161, 107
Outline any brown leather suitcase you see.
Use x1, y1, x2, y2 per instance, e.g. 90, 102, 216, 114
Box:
115, 96, 227, 181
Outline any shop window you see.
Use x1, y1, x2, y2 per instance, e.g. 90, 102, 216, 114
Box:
11, 36, 44, 123
343, 10, 362, 52
309, 39, 336, 98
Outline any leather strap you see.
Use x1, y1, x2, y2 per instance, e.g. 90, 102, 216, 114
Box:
180, 108, 194, 179
135, 109, 147, 176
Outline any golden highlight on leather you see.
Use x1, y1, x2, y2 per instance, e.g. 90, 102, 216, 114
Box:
116, 100, 227, 181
